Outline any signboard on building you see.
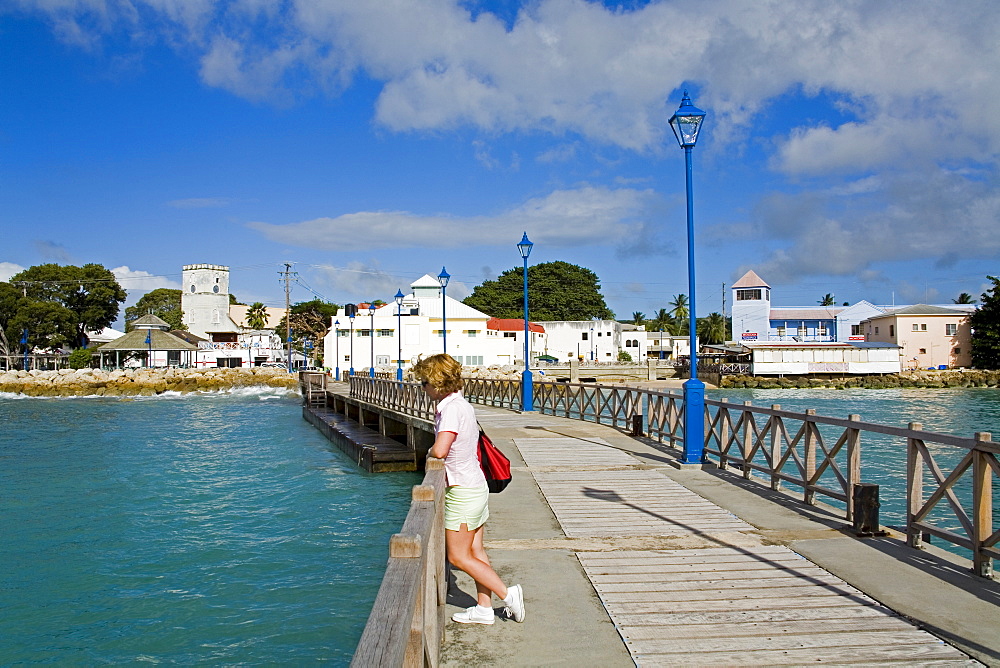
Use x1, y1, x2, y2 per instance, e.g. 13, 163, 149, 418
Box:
741, 332, 758, 341
849, 336, 865, 341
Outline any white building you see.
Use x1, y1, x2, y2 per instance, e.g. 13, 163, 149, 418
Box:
744, 341, 902, 376
323, 274, 549, 374
539, 320, 628, 362
180, 264, 285, 368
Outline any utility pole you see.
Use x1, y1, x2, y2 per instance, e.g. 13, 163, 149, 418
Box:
722, 282, 727, 342
280, 263, 297, 372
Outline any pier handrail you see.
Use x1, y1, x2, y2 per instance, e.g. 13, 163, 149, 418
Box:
349, 376, 997, 577
351, 457, 447, 667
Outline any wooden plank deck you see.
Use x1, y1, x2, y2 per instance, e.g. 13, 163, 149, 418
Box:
514, 434, 978, 666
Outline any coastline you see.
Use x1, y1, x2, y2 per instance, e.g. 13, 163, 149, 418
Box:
0, 367, 300, 397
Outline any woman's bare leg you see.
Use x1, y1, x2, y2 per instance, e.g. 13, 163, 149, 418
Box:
446, 523, 508, 608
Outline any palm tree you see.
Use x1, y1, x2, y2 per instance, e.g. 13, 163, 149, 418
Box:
669, 294, 688, 321
818, 293, 835, 306
631, 311, 646, 326
953, 292, 976, 304
246, 302, 268, 330
697, 312, 728, 345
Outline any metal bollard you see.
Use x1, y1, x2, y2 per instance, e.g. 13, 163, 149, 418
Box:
852, 483, 887, 537
631, 413, 644, 437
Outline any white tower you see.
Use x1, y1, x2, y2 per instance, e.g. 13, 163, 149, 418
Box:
181, 264, 239, 339
731, 270, 771, 342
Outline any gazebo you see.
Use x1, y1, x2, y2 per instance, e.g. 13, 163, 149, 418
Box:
97, 314, 198, 368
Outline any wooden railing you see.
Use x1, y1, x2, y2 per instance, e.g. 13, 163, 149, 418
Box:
299, 371, 327, 406
351, 458, 447, 667
349, 376, 436, 422
348, 376, 997, 577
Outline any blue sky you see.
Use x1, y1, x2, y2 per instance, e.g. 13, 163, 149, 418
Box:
2, 0, 999, 328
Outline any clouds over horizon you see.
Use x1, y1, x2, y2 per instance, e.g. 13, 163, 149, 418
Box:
248, 186, 658, 252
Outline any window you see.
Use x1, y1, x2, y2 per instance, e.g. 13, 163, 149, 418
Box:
581, 333, 588, 340
798, 325, 807, 338
190, 284, 196, 293
358, 329, 371, 337
954, 348, 962, 355
338, 330, 349, 337
503, 332, 516, 338
212, 285, 219, 293
818, 324, 827, 336
597, 332, 602, 337
378, 329, 393, 337
874, 327, 879, 334
465, 355, 483, 365
212, 308, 220, 324
946, 323, 957, 336
919, 348, 927, 354
889, 325, 894, 337
912, 324, 919, 331
851, 325, 862, 336
466, 330, 478, 337
736, 289, 762, 300
776, 326, 785, 337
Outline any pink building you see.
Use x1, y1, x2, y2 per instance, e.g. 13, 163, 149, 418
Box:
861, 305, 972, 369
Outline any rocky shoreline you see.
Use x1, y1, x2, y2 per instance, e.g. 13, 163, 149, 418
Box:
719, 369, 1000, 390
0, 367, 301, 397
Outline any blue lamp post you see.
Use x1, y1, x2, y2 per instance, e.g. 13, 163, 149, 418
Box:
394, 289, 405, 380
334, 319, 340, 381
437, 267, 450, 354
668, 90, 707, 465
368, 302, 376, 377
145, 329, 152, 368
21, 328, 29, 371
348, 311, 356, 376
517, 232, 534, 412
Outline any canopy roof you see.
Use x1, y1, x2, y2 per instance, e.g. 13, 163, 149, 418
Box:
97, 328, 198, 351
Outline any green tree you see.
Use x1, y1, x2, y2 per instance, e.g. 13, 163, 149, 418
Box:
617, 350, 633, 362
125, 288, 186, 331
818, 293, 835, 306
954, 292, 976, 304
68, 347, 94, 369
463, 261, 614, 321
631, 311, 646, 326
669, 294, 688, 322
277, 299, 340, 363
246, 302, 268, 330
970, 276, 1000, 369
8, 264, 126, 348
697, 312, 728, 345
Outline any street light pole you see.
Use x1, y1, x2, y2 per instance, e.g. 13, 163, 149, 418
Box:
669, 90, 707, 465
369, 303, 376, 377
395, 289, 404, 381
517, 232, 534, 411
438, 267, 450, 354
349, 310, 355, 376
334, 319, 340, 381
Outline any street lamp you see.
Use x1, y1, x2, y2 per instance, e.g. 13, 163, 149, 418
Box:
668, 89, 707, 465
437, 267, 450, 354
395, 289, 405, 380
517, 232, 534, 412
368, 302, 376, 377
334, 319, 340, 381
348, 309, 356, 376
659, 328, 664, 360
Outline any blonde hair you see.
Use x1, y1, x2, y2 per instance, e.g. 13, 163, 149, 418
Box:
411, 353, 464, 395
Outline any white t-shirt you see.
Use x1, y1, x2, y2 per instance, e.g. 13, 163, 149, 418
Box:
435, 391, 486, 488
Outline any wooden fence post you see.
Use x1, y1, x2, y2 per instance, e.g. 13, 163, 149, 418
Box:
742, 401, 753, 479
972, 432, 994, 578
906, 422, 923, 549
770, 405, 781, 491
846, 414, 861, 523
804, 409, 817, 505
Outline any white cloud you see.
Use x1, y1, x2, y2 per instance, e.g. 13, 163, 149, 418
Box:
0, 262, 26, 282
111, 266, 181, 292
248, 186, 657, 251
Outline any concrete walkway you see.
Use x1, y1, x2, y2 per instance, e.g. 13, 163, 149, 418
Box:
440, 407, 1000, 667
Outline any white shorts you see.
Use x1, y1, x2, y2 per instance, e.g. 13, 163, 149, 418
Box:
444, 483, 490, 531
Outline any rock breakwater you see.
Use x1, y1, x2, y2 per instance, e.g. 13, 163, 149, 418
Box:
0, 367, 301, 397
719, 369, 1000, 390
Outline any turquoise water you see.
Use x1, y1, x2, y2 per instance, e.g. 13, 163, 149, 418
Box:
0, 389, 419, 665
707, 388, 1000, 557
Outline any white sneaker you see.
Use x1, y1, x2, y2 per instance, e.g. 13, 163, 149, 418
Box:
452, 605, 495, 625
504, 584, 525, 623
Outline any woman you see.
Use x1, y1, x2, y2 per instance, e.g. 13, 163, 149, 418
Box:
412, 353, 525, 625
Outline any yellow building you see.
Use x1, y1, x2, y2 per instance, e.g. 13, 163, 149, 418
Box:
861, 305, 972, 370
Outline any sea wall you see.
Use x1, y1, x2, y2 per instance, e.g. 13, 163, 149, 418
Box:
0, 367, 301, 397
719, 369, 1000, 390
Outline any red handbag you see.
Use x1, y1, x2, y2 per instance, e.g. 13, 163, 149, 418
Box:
477, 428, 511, 493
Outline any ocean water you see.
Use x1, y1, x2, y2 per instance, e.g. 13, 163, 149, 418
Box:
0, 389, 419, 665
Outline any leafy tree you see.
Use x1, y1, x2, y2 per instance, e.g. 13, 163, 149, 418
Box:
463, 261, 614, 321
630, 311, 646, 326
246, 302, 268, 330
970, 276, 1000, 369
617, 350, 633, 362
277, 299, 340, 363
954, 292, 976, 304
68, 347, 95, 369
9, 263, 126, 348
9, 300, 77, 350
126, 288, 186, 331
818, 293, 835, 306
697, 312, 728, 345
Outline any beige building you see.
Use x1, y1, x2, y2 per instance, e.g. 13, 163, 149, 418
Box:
861, 305, 972, 370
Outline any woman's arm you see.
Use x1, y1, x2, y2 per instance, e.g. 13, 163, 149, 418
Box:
430, 430, 457, 459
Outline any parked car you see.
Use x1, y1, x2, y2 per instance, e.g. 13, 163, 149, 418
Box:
259, 362, 285, 368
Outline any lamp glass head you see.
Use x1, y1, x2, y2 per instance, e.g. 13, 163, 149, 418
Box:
437, 267, 450, 288
668, 91, 706, 148
394, 289, 404, 305
517, 231, 533, 259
